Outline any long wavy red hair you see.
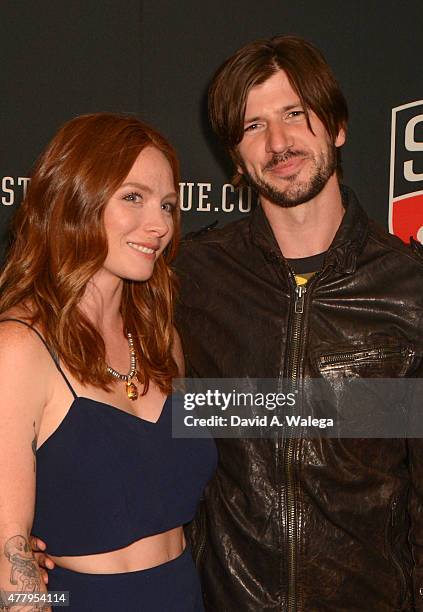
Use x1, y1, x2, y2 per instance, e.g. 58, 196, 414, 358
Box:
0, 113, 181, 393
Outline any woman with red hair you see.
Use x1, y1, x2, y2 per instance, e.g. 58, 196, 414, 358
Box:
0, 113, 216, 610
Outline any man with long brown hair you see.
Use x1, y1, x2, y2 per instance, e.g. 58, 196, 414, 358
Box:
176, 36, 423, 610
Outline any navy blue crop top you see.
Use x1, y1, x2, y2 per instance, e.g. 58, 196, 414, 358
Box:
2, 320, 217, 557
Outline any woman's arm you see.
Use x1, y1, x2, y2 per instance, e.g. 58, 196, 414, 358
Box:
0, 322, 51, 610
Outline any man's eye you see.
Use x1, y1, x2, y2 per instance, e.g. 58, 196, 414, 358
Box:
287, 110, 304, 119
123, 192, 142, 202
244, 123, 260, 132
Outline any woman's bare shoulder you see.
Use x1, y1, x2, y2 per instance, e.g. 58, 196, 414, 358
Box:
0, 308, 50, 369
0, 309, 53, 415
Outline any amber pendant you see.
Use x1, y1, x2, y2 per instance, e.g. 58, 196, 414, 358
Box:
126, 380, 138, 401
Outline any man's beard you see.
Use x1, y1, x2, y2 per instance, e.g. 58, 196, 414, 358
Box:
240, 144, 337, 208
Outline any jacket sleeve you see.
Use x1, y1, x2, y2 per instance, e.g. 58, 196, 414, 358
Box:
408, 355, 423, 609
183, 498, 207, 568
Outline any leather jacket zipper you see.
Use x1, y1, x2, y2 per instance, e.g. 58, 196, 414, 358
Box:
284, 283, 307, 612
319, 346, 411, 368
289, 285, 306, 383
285, 436, 297, 612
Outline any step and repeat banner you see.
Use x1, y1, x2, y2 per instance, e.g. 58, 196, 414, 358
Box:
1, 0, 422, 263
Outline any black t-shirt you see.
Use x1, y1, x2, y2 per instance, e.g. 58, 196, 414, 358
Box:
286, 252, 326, 286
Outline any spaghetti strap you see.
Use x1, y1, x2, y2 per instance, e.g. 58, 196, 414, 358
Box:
0, 318, 77, 399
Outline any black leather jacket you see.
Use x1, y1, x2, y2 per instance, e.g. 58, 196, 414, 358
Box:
175, 187, 423, 611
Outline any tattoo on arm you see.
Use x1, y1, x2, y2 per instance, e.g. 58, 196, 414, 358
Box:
2, 535, 47, 611
31, 422, 37, 473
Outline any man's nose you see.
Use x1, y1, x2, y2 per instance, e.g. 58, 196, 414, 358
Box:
265, 122, 293, 154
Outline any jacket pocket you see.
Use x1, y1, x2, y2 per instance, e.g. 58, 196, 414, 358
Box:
316, 344, 415, 378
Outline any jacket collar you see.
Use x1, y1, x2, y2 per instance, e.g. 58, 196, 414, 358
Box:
249, 185, 369, 274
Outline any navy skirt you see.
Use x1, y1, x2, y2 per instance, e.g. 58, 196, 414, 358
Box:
48, 547, 204, 611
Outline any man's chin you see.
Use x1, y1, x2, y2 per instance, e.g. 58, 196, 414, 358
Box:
270, 194, 311, 208
252, 170, 332, 208
254, 180, 316, 208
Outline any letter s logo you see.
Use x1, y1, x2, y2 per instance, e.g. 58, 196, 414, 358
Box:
389, 101, 423, 243
404, 114, 423, 181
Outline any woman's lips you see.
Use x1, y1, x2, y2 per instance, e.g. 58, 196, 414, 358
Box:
127, 242, 158, 259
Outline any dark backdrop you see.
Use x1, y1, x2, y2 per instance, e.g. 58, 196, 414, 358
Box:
1, 0, 422, 261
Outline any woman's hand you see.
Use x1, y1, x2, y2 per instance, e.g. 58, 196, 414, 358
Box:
30, 535, 55, 584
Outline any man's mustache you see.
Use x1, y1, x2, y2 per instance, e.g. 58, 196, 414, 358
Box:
263, 149, 307, 171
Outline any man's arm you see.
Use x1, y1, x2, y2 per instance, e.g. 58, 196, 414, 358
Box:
408, 438, 423, 610
406, 348, 423, 610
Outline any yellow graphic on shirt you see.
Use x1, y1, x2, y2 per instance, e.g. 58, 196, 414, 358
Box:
294, 274, 309, 286
294, 271, 317, 286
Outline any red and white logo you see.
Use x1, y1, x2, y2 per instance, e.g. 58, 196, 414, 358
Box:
389, 100, 423, 244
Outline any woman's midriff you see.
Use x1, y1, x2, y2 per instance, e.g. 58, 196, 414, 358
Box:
49, 527, 186, 574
